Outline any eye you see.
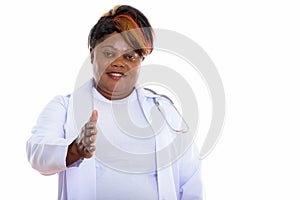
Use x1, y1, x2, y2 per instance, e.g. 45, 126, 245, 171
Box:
125, 53, 139, 61
103, 51, 114, 58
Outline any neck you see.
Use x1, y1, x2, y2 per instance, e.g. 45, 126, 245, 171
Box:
96, 85, 134, 100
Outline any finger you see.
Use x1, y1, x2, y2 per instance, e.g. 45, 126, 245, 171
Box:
85, 121, 94, 130
77, 129, 85, 143
89, 134, 97, 143
84, 127, 97, 137
77, 143, 84, 152
82, 135, 93, 146
83, 145, 96, 155
89, 110, 98, 123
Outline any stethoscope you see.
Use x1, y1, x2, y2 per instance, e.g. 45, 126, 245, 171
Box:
135, 87, 189, 134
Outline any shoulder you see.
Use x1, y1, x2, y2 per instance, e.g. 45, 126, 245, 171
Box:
47, 94, 71, 109
38, 94, 72, 119
33, 94, 72, 132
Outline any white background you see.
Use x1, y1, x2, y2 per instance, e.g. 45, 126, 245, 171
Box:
1, 0, 299, 199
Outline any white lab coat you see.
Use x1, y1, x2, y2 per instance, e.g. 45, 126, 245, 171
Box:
26, 79, 204, 200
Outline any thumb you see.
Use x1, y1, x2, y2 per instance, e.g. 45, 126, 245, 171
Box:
90, 109, 98, 122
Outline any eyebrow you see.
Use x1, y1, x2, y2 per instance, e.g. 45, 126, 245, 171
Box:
99, 45, 134, 52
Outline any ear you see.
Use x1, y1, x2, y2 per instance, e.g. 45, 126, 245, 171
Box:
90, 48, 94, 64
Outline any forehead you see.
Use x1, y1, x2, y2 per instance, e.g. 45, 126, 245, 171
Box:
95, 32, 133, 52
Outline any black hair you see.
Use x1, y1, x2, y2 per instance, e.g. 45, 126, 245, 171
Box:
88, 5, 154, 57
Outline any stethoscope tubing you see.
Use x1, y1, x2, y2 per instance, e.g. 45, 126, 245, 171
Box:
136, 87, 189, 134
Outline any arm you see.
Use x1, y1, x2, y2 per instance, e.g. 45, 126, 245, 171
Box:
26, 95, 76, 175
26, 95, 99, 175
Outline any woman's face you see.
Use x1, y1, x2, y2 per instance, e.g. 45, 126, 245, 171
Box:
91, 32, 143, 100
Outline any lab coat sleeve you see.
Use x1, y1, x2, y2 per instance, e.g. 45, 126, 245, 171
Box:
26, 95, 76, 176
179, 144, 204, 200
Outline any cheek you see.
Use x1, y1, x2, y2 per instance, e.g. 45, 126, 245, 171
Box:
131, 66, 140, 78
92, 64, 100, 82
92, 60, 109, 80
127, 66, 140, 84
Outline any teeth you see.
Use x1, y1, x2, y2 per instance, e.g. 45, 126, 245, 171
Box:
109, 72, 123, 77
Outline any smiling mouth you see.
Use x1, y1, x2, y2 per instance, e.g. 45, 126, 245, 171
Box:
107, 72, 126, 80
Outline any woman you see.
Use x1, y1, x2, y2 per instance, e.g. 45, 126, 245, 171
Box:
26, 5, 203, 200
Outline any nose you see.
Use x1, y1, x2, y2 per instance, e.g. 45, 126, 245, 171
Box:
111, 55, 126, 69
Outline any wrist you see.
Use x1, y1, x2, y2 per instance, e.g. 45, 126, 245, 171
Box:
66, 140, 83, 166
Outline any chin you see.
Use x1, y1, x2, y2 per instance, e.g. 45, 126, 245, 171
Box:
111, 86, 133, 94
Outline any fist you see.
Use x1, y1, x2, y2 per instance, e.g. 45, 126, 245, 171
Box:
76, 110, 98, 158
